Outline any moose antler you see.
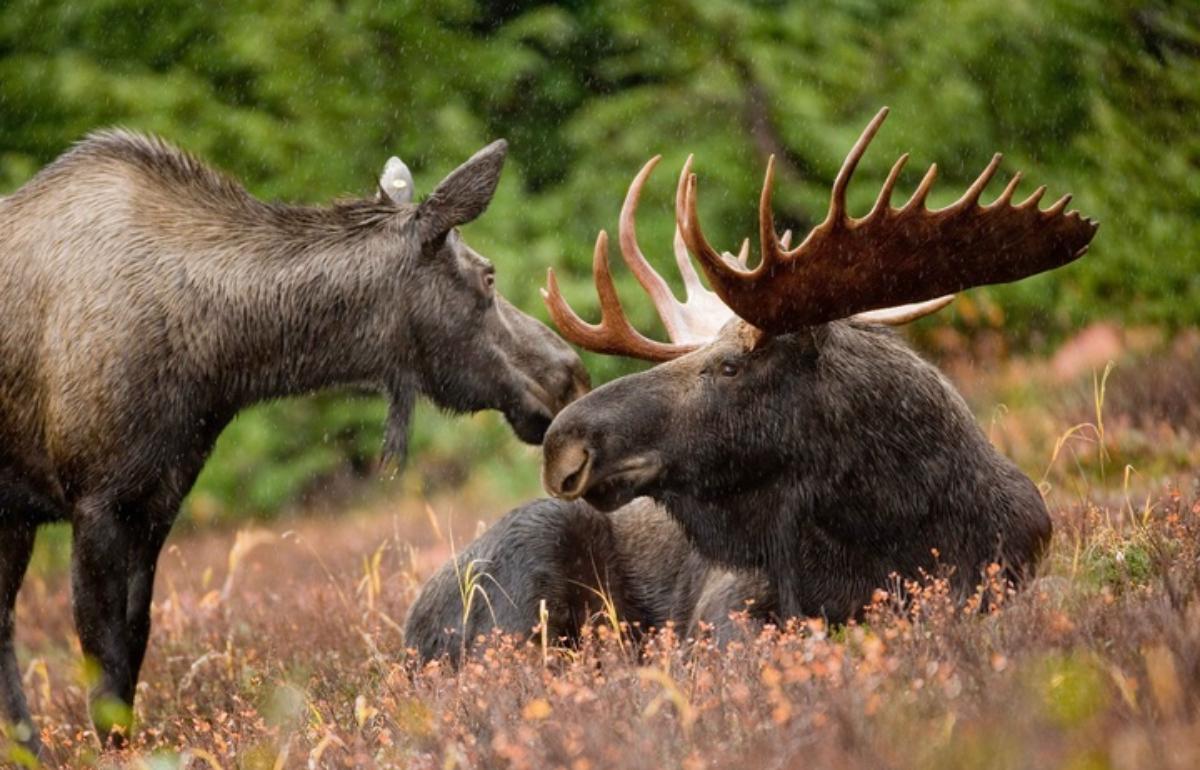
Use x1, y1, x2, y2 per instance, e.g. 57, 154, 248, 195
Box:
544, 107, 1097, 361
542, 230, 697, 362
542, 156, 739, 362
679, 107, 1099, 334
543, 154, 960, 361
543, 154, 957, 362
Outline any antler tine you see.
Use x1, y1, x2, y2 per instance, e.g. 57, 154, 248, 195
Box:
990, 172, 1023, 207
541, 231, 695, 363
953, 153, 1003, 210
828, 106, 890, 224
678, 159, 756, 288
661, 158, 739, 342
541, 235, 618, 353
671, 227, 708, 301
868, 153, 909, 219
675, 153, 796, 280
1017, 185, 1046, 210
680, 156, 754, 271
903, 164, 939, 212
855, 295, 956, 326
1043, 193, 1072, 218
618, 155, 690, 342
758, 155, 782, 272
672, 158, 712, 302
680, 173, 758, 290
542, 267, 598, 349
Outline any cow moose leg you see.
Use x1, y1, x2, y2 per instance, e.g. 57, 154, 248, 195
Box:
125, 515, 172, 687
71, 497, 135, 748
0, 522, 38, 754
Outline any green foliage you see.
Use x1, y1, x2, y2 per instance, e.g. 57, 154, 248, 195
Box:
1078, 539, 1157, 591
187, 392, 388, 522
1, 0, 1196, 519
1027, 653, 1110, 728
27, 523, 72, 577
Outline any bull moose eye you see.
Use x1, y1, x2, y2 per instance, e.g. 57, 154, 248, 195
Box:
719, 361, 740, 377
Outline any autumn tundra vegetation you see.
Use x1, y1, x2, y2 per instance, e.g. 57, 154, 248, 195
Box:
7, 374, 1200, 769
2, 1, 1198, 768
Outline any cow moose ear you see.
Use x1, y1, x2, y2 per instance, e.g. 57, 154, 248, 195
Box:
416, 139, 508, 243
378, 156, 415, 205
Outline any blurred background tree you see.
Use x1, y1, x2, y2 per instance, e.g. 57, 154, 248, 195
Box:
1, 0, 1196, 521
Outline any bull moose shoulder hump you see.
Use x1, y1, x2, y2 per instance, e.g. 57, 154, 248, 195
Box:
0, 131, 587, 751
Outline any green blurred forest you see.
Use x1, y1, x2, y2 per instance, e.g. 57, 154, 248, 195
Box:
1, 0, 1196, 522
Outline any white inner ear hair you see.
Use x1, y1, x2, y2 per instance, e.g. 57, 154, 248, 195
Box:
380, 156, 415, 204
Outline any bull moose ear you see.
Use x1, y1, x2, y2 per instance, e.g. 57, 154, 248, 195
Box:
416, 139, 508, 242
379, 156, 415, 205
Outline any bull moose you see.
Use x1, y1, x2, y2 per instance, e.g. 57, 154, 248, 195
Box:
0, 134, 588, 751
405, 108, 1098, 663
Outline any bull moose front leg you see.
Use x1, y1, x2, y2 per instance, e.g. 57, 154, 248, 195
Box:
71, 497, 136, 747
0, 521, 38, 754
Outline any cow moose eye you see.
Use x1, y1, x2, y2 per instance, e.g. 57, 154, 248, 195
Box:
719, 361, 740, 378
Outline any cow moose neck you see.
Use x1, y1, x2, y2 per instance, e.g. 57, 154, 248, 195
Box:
1, 132, 586, 464
164, 206, 421, 408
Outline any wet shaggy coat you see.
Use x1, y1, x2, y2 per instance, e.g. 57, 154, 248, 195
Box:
407, 320, 1051, 662
545, 320, 1053, 622
0, 132, 586, 749
404, 498, 774, 662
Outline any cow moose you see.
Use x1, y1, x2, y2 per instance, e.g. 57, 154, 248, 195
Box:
0, 133, 589, 751
404, 107, 1098, 663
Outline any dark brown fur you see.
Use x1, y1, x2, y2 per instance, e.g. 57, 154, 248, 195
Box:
406, 320, 1050, 663
403, 497, 774, 663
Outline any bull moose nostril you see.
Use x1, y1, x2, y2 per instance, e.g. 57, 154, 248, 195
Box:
560, 458, 588, 496
544, 442, 592, 499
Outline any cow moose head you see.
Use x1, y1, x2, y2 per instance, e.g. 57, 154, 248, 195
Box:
373, 141, 591, 452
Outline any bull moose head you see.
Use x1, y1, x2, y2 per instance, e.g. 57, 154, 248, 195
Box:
539, 107, 1098, 622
